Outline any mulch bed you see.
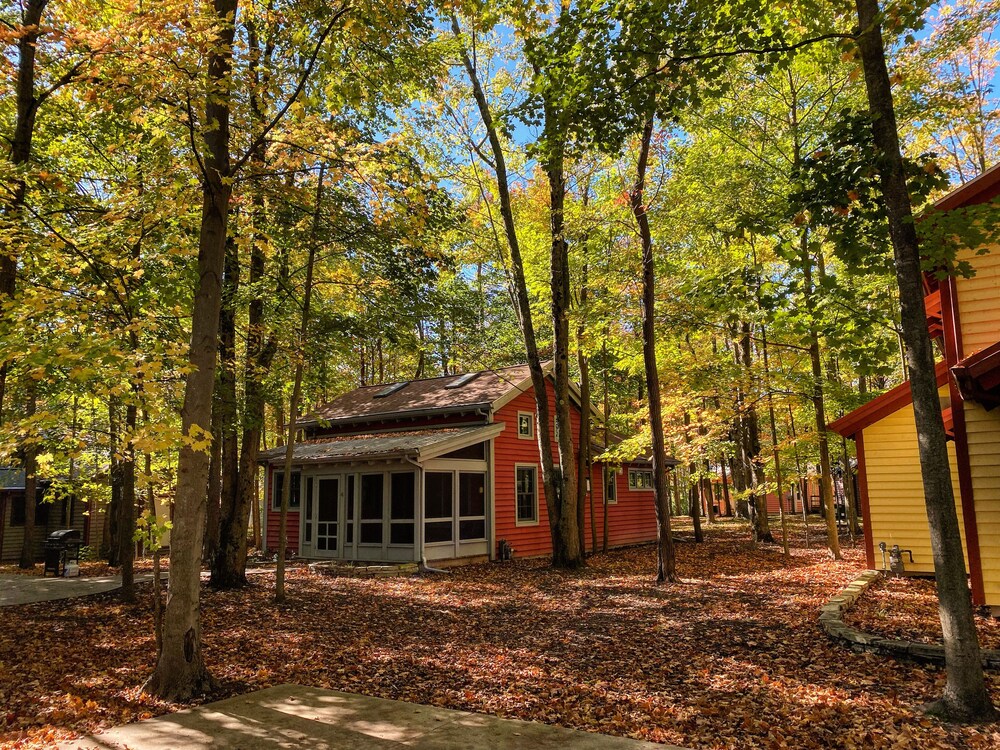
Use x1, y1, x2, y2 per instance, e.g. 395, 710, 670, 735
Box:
1, 521, 999, 749
845, 575, 1000, 651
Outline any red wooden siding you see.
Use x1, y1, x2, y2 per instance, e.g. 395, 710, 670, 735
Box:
492, 383, 658, 559
265, 464, 300, 553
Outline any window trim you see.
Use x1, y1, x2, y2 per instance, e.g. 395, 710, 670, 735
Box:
627, 467, 654, 491
604, 466, 618, 505
516, 411, 534, 440
514, 463, 539, 526
272, 470, 303, 511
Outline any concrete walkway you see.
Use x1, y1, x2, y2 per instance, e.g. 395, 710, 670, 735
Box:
0, 573, 164, 606
61, 685, 682, 750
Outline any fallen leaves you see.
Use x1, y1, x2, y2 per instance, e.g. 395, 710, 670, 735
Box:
1, 520, 999, 749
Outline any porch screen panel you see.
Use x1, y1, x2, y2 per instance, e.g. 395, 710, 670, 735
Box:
390, 472, 415, 545
424, 472, 453, 544
360, 474, 384, 544
458, 472, 486, 540
346, 475, 355, 543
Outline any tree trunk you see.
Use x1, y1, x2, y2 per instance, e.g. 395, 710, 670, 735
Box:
719, 456, 733, 516
211, 233, 251, 588
602, 347, 611, 552
630, 112, 677, 581
577, 206, 594, 556
0, 0, 46, 424
452, 16, 575, 568
739, 323, 773, 543
854, 0, 995, 720
761, 327, 790, 559
208, 235, 239, 568
275, 165, 324, 603
543, 141, 582, 568
18, 382, 37, 569
106, 396, 122, 566
118, 401, 137, 602
800, 233, 840, 559
683, 414, 704, 544
145, 0, 238, 701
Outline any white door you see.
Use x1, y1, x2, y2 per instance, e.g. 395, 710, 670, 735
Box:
314, 476, 340, 557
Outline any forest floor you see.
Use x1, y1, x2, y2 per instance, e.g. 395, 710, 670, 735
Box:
846, 574, 1000, 651
2, 519, 999, 750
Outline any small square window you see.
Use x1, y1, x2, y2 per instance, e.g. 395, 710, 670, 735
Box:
517, 412, 534, 439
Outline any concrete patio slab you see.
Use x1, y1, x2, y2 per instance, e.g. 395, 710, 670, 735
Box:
61, 684, 682, 750
0, 573, 163, 606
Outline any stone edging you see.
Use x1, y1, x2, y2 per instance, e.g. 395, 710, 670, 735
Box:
309, 561, 419, 579
819, 570, 1000, 668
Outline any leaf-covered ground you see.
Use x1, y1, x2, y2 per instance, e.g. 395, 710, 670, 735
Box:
846, 575, 1000, 651
2, 520, 999, 749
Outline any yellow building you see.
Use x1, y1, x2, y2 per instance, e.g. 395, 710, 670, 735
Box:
830, 164, 1000, 611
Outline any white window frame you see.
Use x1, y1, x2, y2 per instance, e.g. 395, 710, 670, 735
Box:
514, 463, 539, 526
272, 469, 303, 511
516, 411, 534, 440
604, 466, 618, 505
628, 468, 654, 491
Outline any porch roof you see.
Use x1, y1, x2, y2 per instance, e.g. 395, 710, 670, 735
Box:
258, 423, 504, 466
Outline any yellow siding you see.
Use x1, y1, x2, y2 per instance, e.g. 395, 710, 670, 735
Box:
965, 402, 1000, 605
862, 387, 967, 575
953, 242, 1000, 606
954, 243, 1000, 356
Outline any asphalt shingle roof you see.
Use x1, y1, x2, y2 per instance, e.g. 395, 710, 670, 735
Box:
304, 364, 532, 425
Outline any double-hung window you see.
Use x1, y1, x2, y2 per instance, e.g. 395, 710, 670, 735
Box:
515, 465, 538, 524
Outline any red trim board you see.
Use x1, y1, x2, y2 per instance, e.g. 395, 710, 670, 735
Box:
941, 277, 986, 605
854, 432, 876, 569
828, 361, 950, 438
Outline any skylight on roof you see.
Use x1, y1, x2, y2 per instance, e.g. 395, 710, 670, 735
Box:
373, 382, 408, 398
445, 373, 479, 389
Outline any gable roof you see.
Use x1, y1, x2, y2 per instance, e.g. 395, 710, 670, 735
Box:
303, 364, 534, 427
828, 361, 950, 438
931, 162, 1000, 213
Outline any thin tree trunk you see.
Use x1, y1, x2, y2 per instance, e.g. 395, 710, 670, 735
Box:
145, 0, 238, 701
630, 112, 676, 581
761, 327, 789, 559
118, 401, 137, 602
106, 396, 122, 566
739, 322, 774, 543
719, 456, 733, 516
601, 345, 612, 552
452, 16, 573, 567
276, 165, 324, 603
18, 383, 37, 568
854, 0, 995, 720
800, 233, 840, 559
683, 413, 704, 544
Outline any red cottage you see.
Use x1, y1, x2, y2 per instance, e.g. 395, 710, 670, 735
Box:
259, 364, 674, 565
